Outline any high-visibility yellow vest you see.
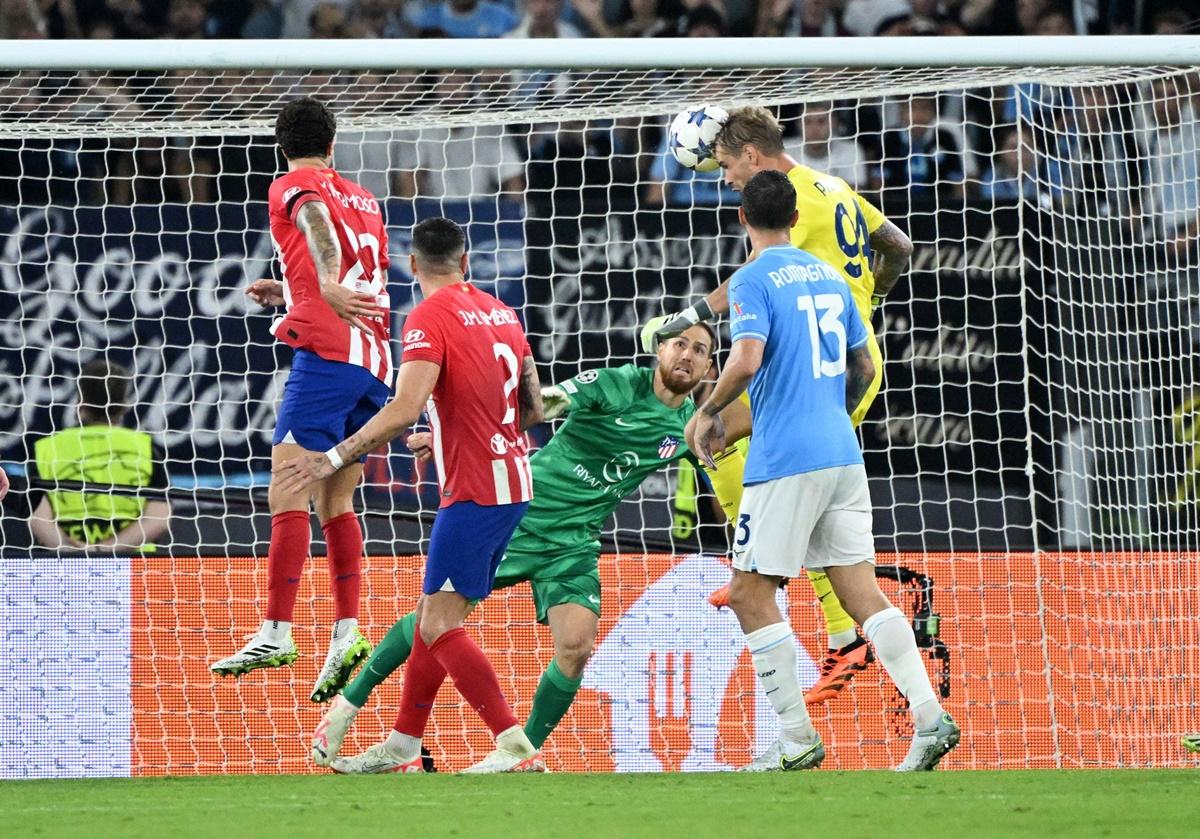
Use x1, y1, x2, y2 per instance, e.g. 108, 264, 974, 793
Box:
34, 425, 155, 544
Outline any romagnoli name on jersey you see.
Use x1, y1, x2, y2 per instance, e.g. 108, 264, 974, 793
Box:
767, 261, 844, 288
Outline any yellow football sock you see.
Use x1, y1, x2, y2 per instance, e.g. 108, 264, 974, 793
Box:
807, 570, 857, 645
702, 437, 748, 523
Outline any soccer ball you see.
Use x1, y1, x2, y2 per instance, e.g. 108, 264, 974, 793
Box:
668, 105, 729, 172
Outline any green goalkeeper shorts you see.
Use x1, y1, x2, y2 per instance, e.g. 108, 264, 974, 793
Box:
491, 541, 601, 625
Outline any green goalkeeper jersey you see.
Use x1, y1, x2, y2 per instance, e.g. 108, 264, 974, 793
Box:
512, 364, 696, 555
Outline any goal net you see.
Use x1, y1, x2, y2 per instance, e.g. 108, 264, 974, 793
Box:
1, 39, 1198, 777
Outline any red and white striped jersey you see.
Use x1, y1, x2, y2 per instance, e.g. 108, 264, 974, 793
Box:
401, 283, 533, 508
266, 167, 393, 385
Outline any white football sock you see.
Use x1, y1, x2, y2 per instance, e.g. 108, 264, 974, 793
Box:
384, 730, 421, 761
259, 619, 291, 643
828, 628, 859, 649
745, 622, 818, 744
332, 617, 358, 641
862, 606, 942, 730
496, 725, 536, 758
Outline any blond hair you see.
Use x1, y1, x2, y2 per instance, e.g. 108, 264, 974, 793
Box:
716, 106, 785, 157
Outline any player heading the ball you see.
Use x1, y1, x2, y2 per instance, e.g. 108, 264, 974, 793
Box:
278, 217, 547, 774
685, 170, 959, 772
651, 103, 915, 705
211, 96, 393, 701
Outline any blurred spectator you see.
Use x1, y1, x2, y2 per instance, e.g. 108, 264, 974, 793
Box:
1033, 7, 1074, 35
353, 0, 407, 36
677, 2, 726, 36
571, 0, 620, 36
165, 0, 208, 37
879, 95, 965, 204
1150, 8, 1193, 34
309, 1, 348, 36
405, 0, 519, 37
976, 127, 1038, 202
239, 1, 285, 37
29, 360, 171, 553
1141, 75, 1200, 250
607, 0, 682, 37
527, 117, 638, 214
757, 0, 843, 37
279, 0, 352, 37
1049, 85, 1142, 221
842, 0, 910, 36
505, 0, 582, 104
508, 0, 582, 36
783, 103, 868, 190
394, 74, 524, 199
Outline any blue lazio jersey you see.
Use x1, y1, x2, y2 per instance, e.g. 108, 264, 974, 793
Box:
728, 244, 870, 485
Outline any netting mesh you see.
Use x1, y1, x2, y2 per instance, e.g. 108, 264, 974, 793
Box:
1, 61, 1198, 776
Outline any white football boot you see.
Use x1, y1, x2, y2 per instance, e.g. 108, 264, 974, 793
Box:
210, 633, 298, 677
312, 694, 360, 766
460, 725, 547, 774
895, 712, 961, 771
739, 736, 825, 772
310, 628, 372, 703
331, 742, 424, 775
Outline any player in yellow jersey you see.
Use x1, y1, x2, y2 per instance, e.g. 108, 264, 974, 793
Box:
643, 105, 913, 704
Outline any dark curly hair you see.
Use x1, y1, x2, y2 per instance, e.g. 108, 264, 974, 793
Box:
274, 97, 337, 161
741, 169, 797, 231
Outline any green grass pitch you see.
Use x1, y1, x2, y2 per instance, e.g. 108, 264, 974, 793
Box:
3, 770, 1195, 838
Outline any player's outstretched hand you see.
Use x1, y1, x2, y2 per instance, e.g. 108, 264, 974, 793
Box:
321, 283, 385, 334
245, 279, 285, 307
685, 411, 725, 470
407, 432, 433, 465
274, 452, 336, 494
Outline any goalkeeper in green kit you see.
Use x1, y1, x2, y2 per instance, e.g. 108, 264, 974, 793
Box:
314, 323, 716, 773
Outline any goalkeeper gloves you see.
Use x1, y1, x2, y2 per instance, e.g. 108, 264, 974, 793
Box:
541, 385, 572, 420
871, 292, 886, 311
639, 298, 716, 353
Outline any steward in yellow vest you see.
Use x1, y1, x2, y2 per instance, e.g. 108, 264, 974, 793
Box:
30, 360, 170, 551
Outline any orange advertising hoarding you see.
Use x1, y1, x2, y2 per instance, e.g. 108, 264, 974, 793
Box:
130, 552, 1199, 774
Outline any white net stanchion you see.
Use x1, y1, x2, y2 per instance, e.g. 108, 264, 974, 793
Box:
1, 38, 1198, 776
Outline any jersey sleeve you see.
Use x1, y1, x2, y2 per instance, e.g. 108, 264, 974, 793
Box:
269, 170, 322, 223
854, 191, 888, 234
844, 287, 870, 350
729, 270, 770, 344
400, 303, 446, 366
557, 365, 637, 414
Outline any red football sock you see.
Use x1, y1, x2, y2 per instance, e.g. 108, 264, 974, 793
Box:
393, 630, 448, 737
321, 512, 362, 621
429, 627, 519, 736
265, 510, 311, 622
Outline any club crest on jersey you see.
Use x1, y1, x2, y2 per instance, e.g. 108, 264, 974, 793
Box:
658, 435, 680, 459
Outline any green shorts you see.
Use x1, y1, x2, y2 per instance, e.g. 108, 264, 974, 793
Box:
491, 540, 601, 625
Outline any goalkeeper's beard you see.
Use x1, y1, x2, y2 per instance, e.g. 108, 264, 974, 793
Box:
658, 365, 702, 396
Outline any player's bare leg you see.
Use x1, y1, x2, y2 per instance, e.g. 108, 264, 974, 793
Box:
309, 463, 372, 702
727, 570, 825, 772
824, 562, 960, 771
211, 442, 316, 678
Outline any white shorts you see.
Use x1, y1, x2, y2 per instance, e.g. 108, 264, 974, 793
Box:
731, 464, 874, 578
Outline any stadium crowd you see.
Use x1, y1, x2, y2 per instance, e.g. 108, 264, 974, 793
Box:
0, 0, 1198, 246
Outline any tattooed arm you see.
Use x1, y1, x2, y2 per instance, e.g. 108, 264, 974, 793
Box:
868, 219, 914, 300
517, 356, 544, 430
273, 360, 441, 492
296, 201, 382, 329
845, 344, 875, 414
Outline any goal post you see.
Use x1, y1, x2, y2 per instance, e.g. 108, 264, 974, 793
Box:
1, 37, 1198, 777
